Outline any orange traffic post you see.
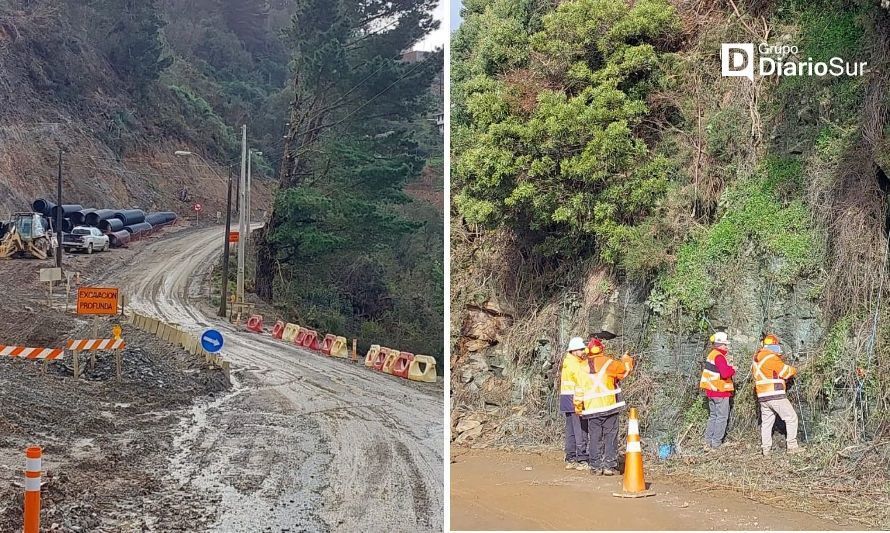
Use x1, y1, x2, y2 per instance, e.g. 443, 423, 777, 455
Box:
613, 407, 654, 498
24, 445, 41, 533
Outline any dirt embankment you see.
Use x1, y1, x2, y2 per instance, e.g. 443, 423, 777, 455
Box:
0, 226, 231, 532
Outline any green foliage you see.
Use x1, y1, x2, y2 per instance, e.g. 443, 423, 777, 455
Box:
651, 157, 822, 315
770, 1, 867, 144
706, 107, 750, 165
94, 0, 173, 93
453, 0, 680, 260
809, 315, 853, 404
165, 85, 239, 160
258, 0, 444, 364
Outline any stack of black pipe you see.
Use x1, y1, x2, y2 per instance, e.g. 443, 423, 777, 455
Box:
31, 198, 177, 247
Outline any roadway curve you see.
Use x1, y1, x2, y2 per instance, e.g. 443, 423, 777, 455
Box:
103, 225, 443, 531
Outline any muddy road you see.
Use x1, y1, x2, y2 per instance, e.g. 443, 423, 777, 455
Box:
451, 448, 852, 531
100, 225, 444, 532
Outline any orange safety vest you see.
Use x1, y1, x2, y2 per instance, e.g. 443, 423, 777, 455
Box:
579, 355, 629, 417
699, 348, 734, 393
751, 348, 795, 401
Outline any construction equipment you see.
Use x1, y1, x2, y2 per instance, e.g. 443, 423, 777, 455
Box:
0, 213, 57, 260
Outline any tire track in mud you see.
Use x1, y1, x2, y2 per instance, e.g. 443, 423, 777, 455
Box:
98, 225, 444, 532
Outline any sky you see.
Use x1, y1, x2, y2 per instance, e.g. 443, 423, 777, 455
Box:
416, 1, 451, 51
451, 1, 462, 31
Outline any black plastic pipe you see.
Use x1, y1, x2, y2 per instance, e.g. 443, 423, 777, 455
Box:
99, 218, 125, 233
109, 230, 131, 247
113, 209, 146, 226
70, 208, 97, 225
123, 222, 153, 234
85, 209, 116, 226
50, 204, 83, 220
32, 199, 56, 217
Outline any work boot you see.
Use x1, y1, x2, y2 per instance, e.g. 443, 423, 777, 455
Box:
762, 448, 771, 457
575, 462, 592, 471
602, 468, 618, 476
786, 446, 804, 455
589, 467, 603, 476
564, 461, 578, 470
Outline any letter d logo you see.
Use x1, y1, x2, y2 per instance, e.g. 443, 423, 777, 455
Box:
721, 43, 754, 80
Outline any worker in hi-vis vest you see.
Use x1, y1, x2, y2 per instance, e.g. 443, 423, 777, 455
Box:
578, 338, 634, 476
699, 331, 735, 449
752, 334, 802, 456
560, 337, 590, 470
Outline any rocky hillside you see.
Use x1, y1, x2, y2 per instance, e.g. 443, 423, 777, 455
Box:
451, 0, 890, 461
0, 1, 279, 217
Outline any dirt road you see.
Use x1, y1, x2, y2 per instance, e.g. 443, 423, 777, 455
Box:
103, 225, 443, 531
451, 448, 852, 531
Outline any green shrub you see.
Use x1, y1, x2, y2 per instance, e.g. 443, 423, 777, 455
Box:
651, 158, 822, 315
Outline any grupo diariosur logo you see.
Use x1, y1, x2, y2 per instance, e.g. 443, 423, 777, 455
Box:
721, 43, 868, 80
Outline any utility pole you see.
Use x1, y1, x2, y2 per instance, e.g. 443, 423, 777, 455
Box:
247, 149, 252, 250
55, 148, 63, 269
218, 169, 234, 318
237, 125, 247, 305
246, 150, 261, 251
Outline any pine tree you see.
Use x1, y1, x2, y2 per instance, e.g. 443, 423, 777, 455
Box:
96, 0, 172, 92
255, 0, 441, 302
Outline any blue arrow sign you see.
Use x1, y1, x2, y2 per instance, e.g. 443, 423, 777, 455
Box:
201, 329, 224, 353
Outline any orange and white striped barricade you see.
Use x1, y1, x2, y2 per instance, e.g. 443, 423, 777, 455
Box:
365, 345, 380, 367
392, 352, 414, 378
246, 314, 263, 333
407, 355, 437, 382
24, 445, 41, 533
271, 320, 286, 339
613, 407, 652, 498
1, 345, 65, 374
1, 345, 64, 360
320, 334, 336, 355
67, 339, 127, 381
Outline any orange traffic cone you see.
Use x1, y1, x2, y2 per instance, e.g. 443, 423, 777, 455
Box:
613, 407, 654, 498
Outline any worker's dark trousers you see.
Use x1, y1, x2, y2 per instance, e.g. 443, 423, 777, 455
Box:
564, 413, 589, 462
586, 412, 619, 469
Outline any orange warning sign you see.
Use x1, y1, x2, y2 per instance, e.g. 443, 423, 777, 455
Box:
229, 231, 239, 243
76, 287, 119, 315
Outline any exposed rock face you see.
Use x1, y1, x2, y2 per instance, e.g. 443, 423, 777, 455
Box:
460, 296, 515, 352
452, 267, 827, 444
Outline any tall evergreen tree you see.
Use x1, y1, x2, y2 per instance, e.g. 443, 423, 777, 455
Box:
255, 0, 440, 302
96, 0, 172, 92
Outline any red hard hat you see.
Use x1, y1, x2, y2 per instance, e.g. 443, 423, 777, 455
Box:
587, 338, 604, 354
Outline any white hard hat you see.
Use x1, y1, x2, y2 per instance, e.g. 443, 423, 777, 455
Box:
567, 337, 586, 352
711, 331, 729, 345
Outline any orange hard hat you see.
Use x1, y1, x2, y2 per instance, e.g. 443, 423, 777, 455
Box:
762, 333, 781, 346
587, 338, 604, 354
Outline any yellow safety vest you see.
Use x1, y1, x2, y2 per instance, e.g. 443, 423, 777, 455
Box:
579, 356, 626, 417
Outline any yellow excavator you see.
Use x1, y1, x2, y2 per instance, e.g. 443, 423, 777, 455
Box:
0, 213, 57, 260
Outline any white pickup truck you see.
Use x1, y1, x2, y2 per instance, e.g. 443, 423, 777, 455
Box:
63, 226, 110, 254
